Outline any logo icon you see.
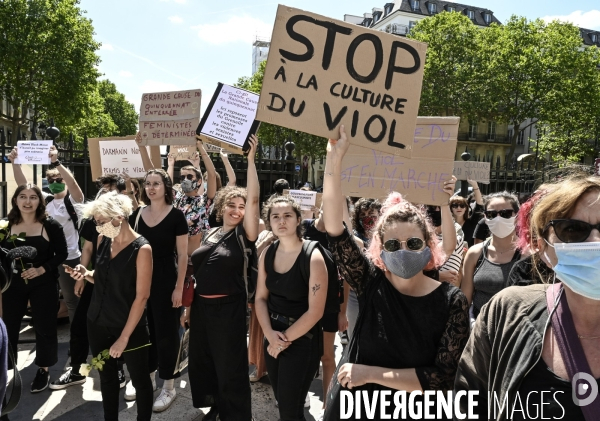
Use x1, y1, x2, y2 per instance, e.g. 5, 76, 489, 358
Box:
572, 373, 598, 407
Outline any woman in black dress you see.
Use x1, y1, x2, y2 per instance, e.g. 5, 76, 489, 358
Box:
1, 184, 68, 393
255, 196, 328, 421
321, 126, 470, 420
128, 169, 188, 412
181, 136, 260, 421
66, 191, 153, 421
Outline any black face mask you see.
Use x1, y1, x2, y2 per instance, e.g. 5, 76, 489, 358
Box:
427, 207, 442, 227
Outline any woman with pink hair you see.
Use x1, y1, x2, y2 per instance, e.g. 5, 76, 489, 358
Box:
321, 126, 470, 421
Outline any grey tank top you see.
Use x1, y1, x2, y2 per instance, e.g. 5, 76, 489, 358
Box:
472, 240, 520, 316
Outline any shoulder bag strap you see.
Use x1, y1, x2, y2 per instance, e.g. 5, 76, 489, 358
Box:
235, 225, 253, 299
193, 227, 228, 278
299, 241, 318, 285
133, 206, 145, 232
546, 282, 600, 419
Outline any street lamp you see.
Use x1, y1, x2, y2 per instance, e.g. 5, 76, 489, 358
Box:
45, 119, 60, 143
460, 148, 471, 198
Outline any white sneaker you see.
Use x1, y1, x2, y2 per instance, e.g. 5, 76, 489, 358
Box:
305, 394, 311, 408
124, 376, 157, 401
152, 388, 177, 412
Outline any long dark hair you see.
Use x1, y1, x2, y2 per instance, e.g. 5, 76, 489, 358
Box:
352, 198, 382, 236
141, 169, 174, 205
8, 184, 47, 225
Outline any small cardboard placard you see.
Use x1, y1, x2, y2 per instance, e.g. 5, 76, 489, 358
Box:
88, 136, 162, 180
139, 89, 202, 146
169, 145, 198, 162
283, 189, 323, 209
14, 141, 52, 164
196, 83, 260, 153
453, 161, 490, 184
341, 117, 459, 206
256, 5, 427, 158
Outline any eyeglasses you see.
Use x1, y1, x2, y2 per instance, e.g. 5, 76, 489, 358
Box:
451, 203, 467, 209
144, 182, 163, 189
544, 219, 600, 243
93, 218, 112, 226
47, 178, 63, 184
484, 209, 515, 220
179, 174, 195, 182
383, 237, 425, 252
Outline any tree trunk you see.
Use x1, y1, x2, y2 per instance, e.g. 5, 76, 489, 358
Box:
506, 123, 521, 164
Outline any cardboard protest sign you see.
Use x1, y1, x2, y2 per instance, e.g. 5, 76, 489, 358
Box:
169, 145, 198, 162
256, 5, 427, 158
139, 89, 201, 146
88, 136, 162, 180
14, 141, 52, 165
98, 140, 147, 178
341, 117, 459, 206
453, 161, 490, 184
197, 83, 260, 153
283, 189, 323, 209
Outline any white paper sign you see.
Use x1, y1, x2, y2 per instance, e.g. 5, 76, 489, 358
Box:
15, 141, 52, 164
98, 140, 147, 177
199, 83, 259, 150
288, 190, 317, 210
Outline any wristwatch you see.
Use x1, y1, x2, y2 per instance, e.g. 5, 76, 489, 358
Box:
127, 190, 135, 195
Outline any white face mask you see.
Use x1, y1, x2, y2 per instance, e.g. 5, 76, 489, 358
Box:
96, 219, 122, 239
485, 215, 516, 238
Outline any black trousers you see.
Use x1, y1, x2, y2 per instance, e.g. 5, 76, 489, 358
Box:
69, 281, 94, 373
147, 262, 180, 380
87, 321, 152, 421
2, 276, 58, 368
189, 294, 252, 421
265, 319, 321, 421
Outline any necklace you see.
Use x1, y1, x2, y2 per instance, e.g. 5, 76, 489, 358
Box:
578, 333, 600, 340
147, 206, 170, 226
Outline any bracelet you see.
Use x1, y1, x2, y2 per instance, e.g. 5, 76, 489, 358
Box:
473, 188, 479, 191
48, 160, 61, 169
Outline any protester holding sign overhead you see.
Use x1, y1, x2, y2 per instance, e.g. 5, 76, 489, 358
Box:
180, 136, 260, 421
9, 146, 83, 323
321, 126, 468, 421
128, 168, 188, 413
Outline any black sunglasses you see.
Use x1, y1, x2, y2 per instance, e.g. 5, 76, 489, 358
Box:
383, 237, 425, 252
451, 203, 467, 209
179, 174, 195, 182
484, 209, 515, 220
544, 219, 600, 243
48, 177, 63, 184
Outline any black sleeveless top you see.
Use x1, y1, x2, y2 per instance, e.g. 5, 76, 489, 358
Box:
88, 236, 149, 328
265, 241, 309, 319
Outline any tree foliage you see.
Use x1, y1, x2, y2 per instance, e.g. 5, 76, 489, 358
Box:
235, 60, 327, 167
97, 80, 139, 137
0, 0, 101, 144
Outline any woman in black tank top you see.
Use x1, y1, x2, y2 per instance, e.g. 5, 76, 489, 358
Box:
65, 191, 153, 421
1, 184, 68, 393
255, 196, 328, 421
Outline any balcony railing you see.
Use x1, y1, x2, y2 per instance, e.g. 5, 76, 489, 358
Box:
457, 132, 511, 144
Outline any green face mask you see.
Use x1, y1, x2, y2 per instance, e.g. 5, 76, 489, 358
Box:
48, 182, 66, 194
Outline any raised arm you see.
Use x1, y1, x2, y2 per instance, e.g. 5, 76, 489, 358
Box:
135, 132, 155, 171
197, 141, 217, 200
467, 179, 484, 206
49, 145, 84, 203
439, 177, 458, 257
322, 126, 349, 237
8, 148, 28, 186
220, 150, 237, 186
166, 152, 176, 183
109, 243, 153, 358
242, 135, 260, 242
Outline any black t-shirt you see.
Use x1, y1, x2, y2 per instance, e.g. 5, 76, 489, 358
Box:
191, 227, 252, 296
461, 204, 484, 248
506, 254, 554, 287
129, 207, 188, 261
79, 218, 99, 268
207, 206, 221, 229
302, 219, 328, 249
513, 359, 597, 421
473, 218, 491, 242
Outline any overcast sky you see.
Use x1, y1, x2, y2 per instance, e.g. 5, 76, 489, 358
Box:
80, 0, 600, 115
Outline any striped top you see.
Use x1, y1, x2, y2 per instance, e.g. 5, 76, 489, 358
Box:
438, 229, 466, 273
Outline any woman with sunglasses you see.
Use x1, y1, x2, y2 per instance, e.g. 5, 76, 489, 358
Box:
321, 126, 469, 420
1, 184, 68, 393
128, 168, 188, 412
461, 192, 521, 320
455, 175, 600, 420
449, 180, 484, 248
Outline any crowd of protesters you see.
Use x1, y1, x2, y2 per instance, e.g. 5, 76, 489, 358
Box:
0, 126, 598, 421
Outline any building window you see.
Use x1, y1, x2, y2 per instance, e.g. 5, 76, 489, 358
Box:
385, 3, 393, 15
428, 3, 436, 14
468, 121, 477, 139
517, 130, 525, 145
411, 0, 420, 11
592, 33, 598, 43
466, 10, 475, 20
447, 6, 456, 12
487, 121, 496, 140
408, 21, 417, 32
486, 150, 494, 162
484, 13, 491, 24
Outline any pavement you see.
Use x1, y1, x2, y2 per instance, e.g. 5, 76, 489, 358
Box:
8, 319, 345, 420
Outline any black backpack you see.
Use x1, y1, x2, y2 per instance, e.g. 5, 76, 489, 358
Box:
45, 191, 79, 233
266, 240, 341, 315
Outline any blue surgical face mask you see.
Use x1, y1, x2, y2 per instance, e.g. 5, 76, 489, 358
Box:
547, 241, 600, 300
380, 247, 432, 279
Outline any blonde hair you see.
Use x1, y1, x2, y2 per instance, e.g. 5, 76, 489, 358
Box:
46, 168, 60, 178
83, 191, 133, 220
